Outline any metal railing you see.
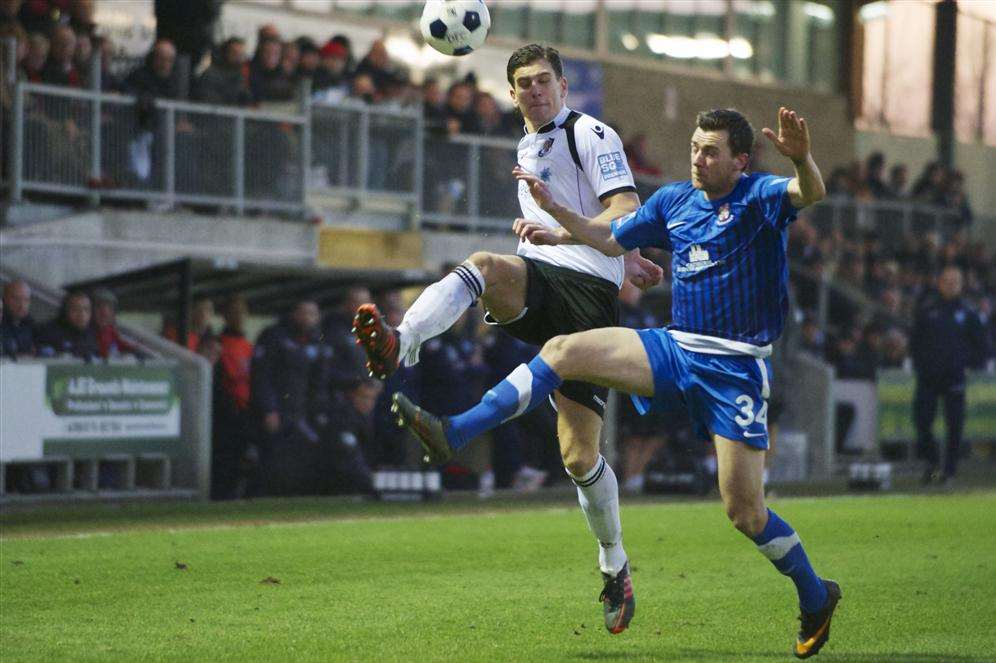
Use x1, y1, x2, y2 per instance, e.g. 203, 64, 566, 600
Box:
8, 77, 307, 216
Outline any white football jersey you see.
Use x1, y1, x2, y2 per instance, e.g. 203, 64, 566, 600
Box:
516, 105, 636, 287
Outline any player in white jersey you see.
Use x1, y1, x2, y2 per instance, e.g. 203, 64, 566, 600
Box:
353, 44, 661, 633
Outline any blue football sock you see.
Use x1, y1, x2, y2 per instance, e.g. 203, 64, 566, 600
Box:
752, 509, 828, 613
448, 355, 562, 450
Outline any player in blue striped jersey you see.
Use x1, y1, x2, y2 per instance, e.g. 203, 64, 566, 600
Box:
392, 107, 841, 658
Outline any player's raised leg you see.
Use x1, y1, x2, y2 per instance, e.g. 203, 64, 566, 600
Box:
714, 436, 841, 658
555, 395, 634, 633
354, 252, 527, 378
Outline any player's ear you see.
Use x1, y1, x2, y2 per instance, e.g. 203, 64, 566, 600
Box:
735, 152, 750, 172
559, 76, 568, 100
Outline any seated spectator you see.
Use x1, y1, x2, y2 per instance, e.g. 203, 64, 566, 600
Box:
36, 290, 99, 360
123, 38, 180, 99
1, 279, 36, 357
422, 77, 446, 132
249, 36, 295, 103
280, 40, 299, 83
320, 377, 379, 495
312, 38, 350, 94
473, 91, 515, 137
349, 71, 376, 104
624, 133, 663, 178
41, 24, 81, 87
888, 164, 908, 198
194, 37, 252, 106
91, 288, 137, 358
864, 151, 890, 199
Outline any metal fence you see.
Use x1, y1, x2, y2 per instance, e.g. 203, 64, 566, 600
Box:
8, 81, 308, 215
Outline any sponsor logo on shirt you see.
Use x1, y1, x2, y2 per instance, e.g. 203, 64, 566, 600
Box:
597, 151, 628, 181
675, 244, 722, 273
538, 137, 555, 157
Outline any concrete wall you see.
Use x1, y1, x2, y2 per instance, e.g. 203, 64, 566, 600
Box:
602, 62, 855, 181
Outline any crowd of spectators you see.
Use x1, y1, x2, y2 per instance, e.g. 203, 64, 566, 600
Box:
825, 152, 974, 225
788, 217, 994, 381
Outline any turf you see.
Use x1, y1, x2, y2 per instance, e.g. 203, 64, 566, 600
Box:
2, 491, 995, 662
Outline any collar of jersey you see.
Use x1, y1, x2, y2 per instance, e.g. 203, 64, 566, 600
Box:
526, 106, 572, 135
698, 173, 749, 207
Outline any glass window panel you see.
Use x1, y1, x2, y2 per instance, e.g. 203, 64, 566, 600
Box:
561, 0, 597, 48
985, 23, 996, 146
805, 1, 838, 92
369, 1, 416, 20
954, 11, 986, 143
732, 0, 779, 81
528, 0, 562, 42
492, 1, 529, 39
607, 1, 640, 56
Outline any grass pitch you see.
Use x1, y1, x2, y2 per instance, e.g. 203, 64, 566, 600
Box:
2, 491, 995, 662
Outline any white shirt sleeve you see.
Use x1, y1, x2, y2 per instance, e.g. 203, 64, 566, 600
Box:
573, 118, 637, 201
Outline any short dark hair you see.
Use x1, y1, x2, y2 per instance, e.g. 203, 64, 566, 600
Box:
506, 44, 563, 86
695, 108, 754, 157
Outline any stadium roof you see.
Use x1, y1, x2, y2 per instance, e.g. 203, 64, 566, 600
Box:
68, 258, 435, 340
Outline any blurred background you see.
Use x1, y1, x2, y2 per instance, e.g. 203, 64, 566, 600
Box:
0, 0, 993, 504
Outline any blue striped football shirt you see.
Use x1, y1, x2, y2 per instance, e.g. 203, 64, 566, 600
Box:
611, 173, 798, 349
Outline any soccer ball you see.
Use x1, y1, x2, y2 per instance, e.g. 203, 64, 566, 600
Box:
420, 0, 491, 56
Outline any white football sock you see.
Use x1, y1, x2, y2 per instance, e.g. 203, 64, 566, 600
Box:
397, 261, 485, 366
570, 455, 627, 576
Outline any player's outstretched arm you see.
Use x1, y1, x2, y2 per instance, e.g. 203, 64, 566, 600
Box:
512, 166, 629, 257
762, 106, 826, 209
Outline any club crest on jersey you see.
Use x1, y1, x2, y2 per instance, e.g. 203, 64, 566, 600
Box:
538, 137, 555, 157
717, 203, 734, 225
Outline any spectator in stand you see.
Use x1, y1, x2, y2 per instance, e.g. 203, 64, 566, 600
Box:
624, 133, 663, 178
91, 288, 137, 358
36, 290, 99, 360
294, 37, 319, 82
67, 0, 94, 37
154, 0, 221, 70
320, 377, 379, 496
163, 295, 214, 351
844, 160, 873, 201
354, 38, 400, 95
910, 266, 990, 486
825, 166, 850, 197
443, 80, 479, 135
194, 37, 252, 106
280, 39, 299, 84
329, 34, 355, 74
350, 71, 377, 104
422, 77, 447, 133
41, 24, 80, 87
251, 299, 335, 495
212, 295, 255, 500
123, 38, 179, 99
617, 280, 666, 494
911, 161, 946, 204
0, 298, 17, 359
312, 39, 350, 94
1, 280, 35, 357
17, 0, 70, 36
473, 91, 514, 137
880, 328, 908, 368
941, 170, 973, 226
799, 315, 825, 357
20, 31, 47, 81
0, 0, 24, 34
72, 27, 91, 78
249, 36, 295, 103
864, 152, 890, 199
888, 164, 908, 198
91, 35, 120, 92
322, 286, 371, 393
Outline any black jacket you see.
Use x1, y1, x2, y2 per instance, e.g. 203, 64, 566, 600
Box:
36, 320, 100, 361
251, 322, 333, 424
910, 294, 990, 380
0, 314, 35, 356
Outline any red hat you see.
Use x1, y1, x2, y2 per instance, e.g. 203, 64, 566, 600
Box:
320, 41, 348, 59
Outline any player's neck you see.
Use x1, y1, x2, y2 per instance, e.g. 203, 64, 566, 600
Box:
701, 175, 742, 201
524, 105, 566, 134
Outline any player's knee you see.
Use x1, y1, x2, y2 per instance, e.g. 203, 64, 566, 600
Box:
562, 444, 598, 479
541, 334, 574, 370
725, 503, 767, 538
467, 252, 499, 282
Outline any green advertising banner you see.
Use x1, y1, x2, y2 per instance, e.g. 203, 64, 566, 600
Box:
878, 370, 996, 443
0, 363, 181, 461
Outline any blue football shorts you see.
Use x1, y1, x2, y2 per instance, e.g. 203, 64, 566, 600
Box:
631, 328, 772, 449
